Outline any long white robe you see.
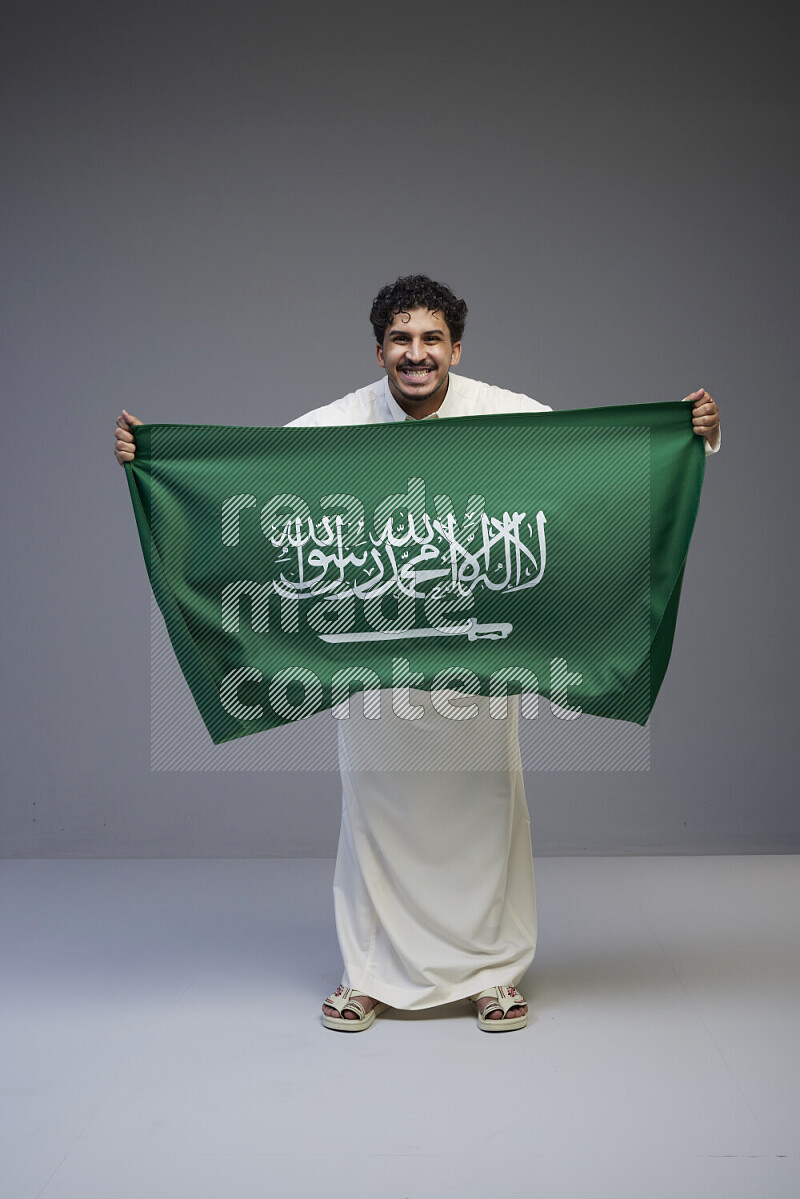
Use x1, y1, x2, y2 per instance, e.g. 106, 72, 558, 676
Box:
289, 374, 718, 1008
288, 372, 550, 1008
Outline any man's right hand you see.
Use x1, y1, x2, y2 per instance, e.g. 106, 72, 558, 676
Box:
114, 410, 143, 464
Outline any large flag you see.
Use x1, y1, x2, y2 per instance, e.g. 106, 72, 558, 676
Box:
125, 402, 705, 745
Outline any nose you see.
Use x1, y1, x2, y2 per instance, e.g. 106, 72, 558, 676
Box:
405, 339, 427, 362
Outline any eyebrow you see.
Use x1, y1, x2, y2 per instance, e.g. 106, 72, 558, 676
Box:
387, 329, 445, 339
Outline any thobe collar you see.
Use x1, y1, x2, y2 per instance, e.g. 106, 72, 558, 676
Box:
381, 373, 457, 422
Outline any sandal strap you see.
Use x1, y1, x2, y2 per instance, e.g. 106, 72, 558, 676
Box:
469, 985, 526, 1017
324, 985, 368, 1020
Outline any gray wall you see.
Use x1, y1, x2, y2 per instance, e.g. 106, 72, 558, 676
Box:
2, 0, 798, 856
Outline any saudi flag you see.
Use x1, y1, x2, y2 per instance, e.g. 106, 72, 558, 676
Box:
124, 401, 705, 745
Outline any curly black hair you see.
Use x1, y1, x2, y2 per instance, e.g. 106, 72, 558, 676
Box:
369, 274, 468, 345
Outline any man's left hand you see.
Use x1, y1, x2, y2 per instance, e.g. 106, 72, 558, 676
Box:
685, 388, 720, 451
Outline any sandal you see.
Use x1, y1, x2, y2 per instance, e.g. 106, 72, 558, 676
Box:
322, 985, 389, 1032
469, 985, 528, 1032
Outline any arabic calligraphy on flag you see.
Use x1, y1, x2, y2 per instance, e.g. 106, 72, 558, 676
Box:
221, 480, 547, 648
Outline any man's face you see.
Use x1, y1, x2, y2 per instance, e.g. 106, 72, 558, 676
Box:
376, 307, 461, 414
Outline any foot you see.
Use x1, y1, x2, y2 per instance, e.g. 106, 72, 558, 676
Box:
322, 988, 379, 1022
476, 990, 527, 1023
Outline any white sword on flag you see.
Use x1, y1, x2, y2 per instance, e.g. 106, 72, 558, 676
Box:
317, 617, 513, 644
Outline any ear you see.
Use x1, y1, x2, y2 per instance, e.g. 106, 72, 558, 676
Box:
376, 342, 385, 368
450, 341, 462, 366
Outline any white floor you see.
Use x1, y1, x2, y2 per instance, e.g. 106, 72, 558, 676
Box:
1, 856, 798, 1199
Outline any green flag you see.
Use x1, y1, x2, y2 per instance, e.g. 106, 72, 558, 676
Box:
125, 402, 705, 745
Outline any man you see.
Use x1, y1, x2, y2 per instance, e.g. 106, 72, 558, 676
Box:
114, 275, 720, 1032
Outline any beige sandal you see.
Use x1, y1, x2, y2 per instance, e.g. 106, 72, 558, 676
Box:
322, 985, 389, 1032
469, 985, 528, 1032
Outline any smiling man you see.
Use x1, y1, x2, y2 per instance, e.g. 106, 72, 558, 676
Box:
376, 305, 462, 417
114, 274, 720, 1034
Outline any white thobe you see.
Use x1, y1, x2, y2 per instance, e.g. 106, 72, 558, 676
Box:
288, 374, 718, 1009
288, 372, 551, 1009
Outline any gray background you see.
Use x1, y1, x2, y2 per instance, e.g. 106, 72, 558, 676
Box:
2, 0, 798, 856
